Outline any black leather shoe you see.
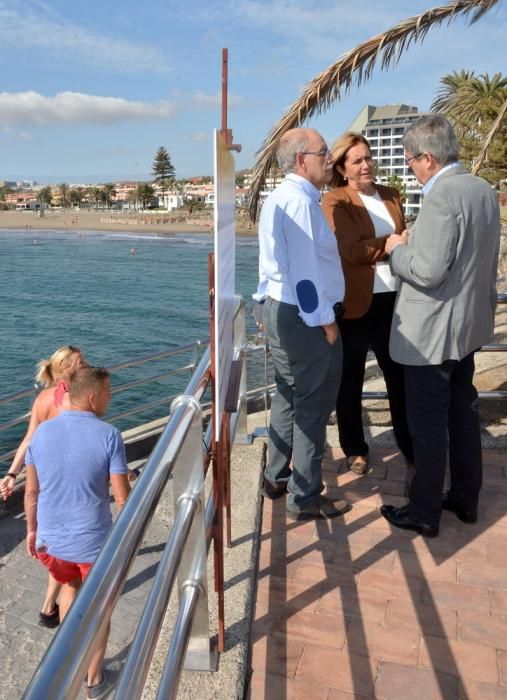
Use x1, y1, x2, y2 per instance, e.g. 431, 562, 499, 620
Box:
262, 479, 287, 500
442, 497, 478, 524
380, 504, 439, 538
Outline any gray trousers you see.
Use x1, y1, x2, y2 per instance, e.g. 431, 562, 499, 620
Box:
263, 297, 342, 510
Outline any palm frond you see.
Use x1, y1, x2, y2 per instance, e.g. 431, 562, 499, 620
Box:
471, 96, 507, 175
248, 0, 501, 222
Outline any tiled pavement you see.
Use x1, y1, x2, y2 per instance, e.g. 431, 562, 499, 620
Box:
0, 491, 168, 698
248, 445, 507, 700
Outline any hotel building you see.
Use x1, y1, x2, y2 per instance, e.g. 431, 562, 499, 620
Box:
349, 104, 428, 219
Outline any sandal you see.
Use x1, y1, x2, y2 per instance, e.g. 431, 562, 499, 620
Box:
38, 603, 60, 629
347, 455, 368, 476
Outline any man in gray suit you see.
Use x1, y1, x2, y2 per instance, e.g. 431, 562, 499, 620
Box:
381, 114, 500, 537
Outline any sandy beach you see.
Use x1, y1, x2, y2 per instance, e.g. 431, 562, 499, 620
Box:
0, 209, 258, 238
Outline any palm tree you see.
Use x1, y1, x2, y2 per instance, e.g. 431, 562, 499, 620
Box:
472, 96, 507, 176
0, 187, 12, 211
69, 187, 85, 208
101, 183, 117, 209
431, 71, 507, 183
38, 186, 52, 213
386, 174, 407, 202
58, 183, 70, 209
126, 189, 138, 211
136, 183, 155, 210
89, 187, 103, 210
248, 0, 501, 220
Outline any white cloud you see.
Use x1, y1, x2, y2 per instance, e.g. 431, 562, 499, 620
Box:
214, 0, 504, 63
191, 131, 209, 143
189, 90, 244, 110
0, 126, 33, 142
0, 1, 170, 73
0, 92, 178, 127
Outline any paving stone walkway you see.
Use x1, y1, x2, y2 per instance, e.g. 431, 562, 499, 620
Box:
248, 445, 507, 700
0, 484, 168, 698
0, 436, 263, 700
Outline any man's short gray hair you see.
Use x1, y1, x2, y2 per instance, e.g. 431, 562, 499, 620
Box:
276, 130, 309, 174
402, 114, 459, 166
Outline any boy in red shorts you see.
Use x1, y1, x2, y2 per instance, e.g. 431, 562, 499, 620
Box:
24, 366, 130, 699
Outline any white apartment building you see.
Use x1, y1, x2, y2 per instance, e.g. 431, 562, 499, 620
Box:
349, 104, 428, 219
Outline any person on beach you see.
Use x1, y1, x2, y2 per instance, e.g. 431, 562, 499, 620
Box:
381, 115, 501, 538
1, 345, 87, 627
24, 366, 130, 699
321, 132, 413, 476
253, 127, 350, 521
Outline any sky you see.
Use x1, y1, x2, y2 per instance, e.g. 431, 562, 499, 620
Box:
0, 0, 505, 184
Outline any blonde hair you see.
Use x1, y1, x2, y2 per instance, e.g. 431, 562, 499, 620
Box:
35, 345, 81, 387
329, 132, 372, 188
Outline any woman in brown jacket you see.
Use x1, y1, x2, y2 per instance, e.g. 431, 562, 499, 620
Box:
322, 132, 413, 474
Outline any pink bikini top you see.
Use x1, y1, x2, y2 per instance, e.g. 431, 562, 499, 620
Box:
53, 380, 69, 407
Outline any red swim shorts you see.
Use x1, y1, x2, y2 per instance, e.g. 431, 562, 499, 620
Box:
37, 552, 93, 584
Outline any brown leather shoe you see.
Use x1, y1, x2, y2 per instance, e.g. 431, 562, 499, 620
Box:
262, 479, 287, 500
287, 496, 352, 521
347, 455, 368, 475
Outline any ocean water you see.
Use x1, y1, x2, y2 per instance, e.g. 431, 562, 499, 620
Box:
0, 229, 261, 469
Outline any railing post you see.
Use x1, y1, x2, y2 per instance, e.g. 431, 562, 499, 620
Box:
253, 331, 269, 439
169, 395, 217, 674
233, 294, 252, 444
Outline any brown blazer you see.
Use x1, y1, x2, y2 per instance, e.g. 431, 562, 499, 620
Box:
322, 184, 406, 319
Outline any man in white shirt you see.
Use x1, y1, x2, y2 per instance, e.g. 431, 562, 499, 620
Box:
253, 127, 350, 520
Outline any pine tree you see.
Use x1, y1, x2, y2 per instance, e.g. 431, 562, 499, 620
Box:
152, 147, 175, 210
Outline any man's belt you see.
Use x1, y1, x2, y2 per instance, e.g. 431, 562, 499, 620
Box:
333, 301, 345, 321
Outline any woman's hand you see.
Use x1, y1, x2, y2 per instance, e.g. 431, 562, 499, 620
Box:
1, 474, 16, 501
385, 232, 407, 255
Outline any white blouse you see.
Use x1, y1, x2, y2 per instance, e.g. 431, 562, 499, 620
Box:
357, 190, 399, 293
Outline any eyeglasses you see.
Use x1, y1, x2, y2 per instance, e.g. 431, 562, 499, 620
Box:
405, 153, 423, 166
300, 147, 332, 159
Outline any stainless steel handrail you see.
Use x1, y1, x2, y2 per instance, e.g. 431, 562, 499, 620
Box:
0, 342, 206, 410
22, 298, 249, 700
110, 365, 195, 395
0, 386, 35, 409
0, 342, 208, 470
22, 346, 213, 700
106, 341, 206, 372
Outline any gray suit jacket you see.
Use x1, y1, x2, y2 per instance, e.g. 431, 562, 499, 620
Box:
389, 164, 500, 365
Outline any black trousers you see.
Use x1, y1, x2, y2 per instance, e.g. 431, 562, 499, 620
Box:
405, 351, 482, 527
337, 292, 413, 461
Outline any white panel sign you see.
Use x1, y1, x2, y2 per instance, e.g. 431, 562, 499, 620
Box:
213, 129, 236, 436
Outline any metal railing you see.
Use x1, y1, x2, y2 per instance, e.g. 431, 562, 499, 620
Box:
2, 292, 505, 696
246, 292, 507, 408
2, 292, 505, 463
361, 292, 507, 401
0, 341, 207, 468
22, 295, 249, 700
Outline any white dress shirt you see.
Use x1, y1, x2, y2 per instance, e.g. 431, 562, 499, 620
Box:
253, 173, 345, 327
421, 162, 460, 196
